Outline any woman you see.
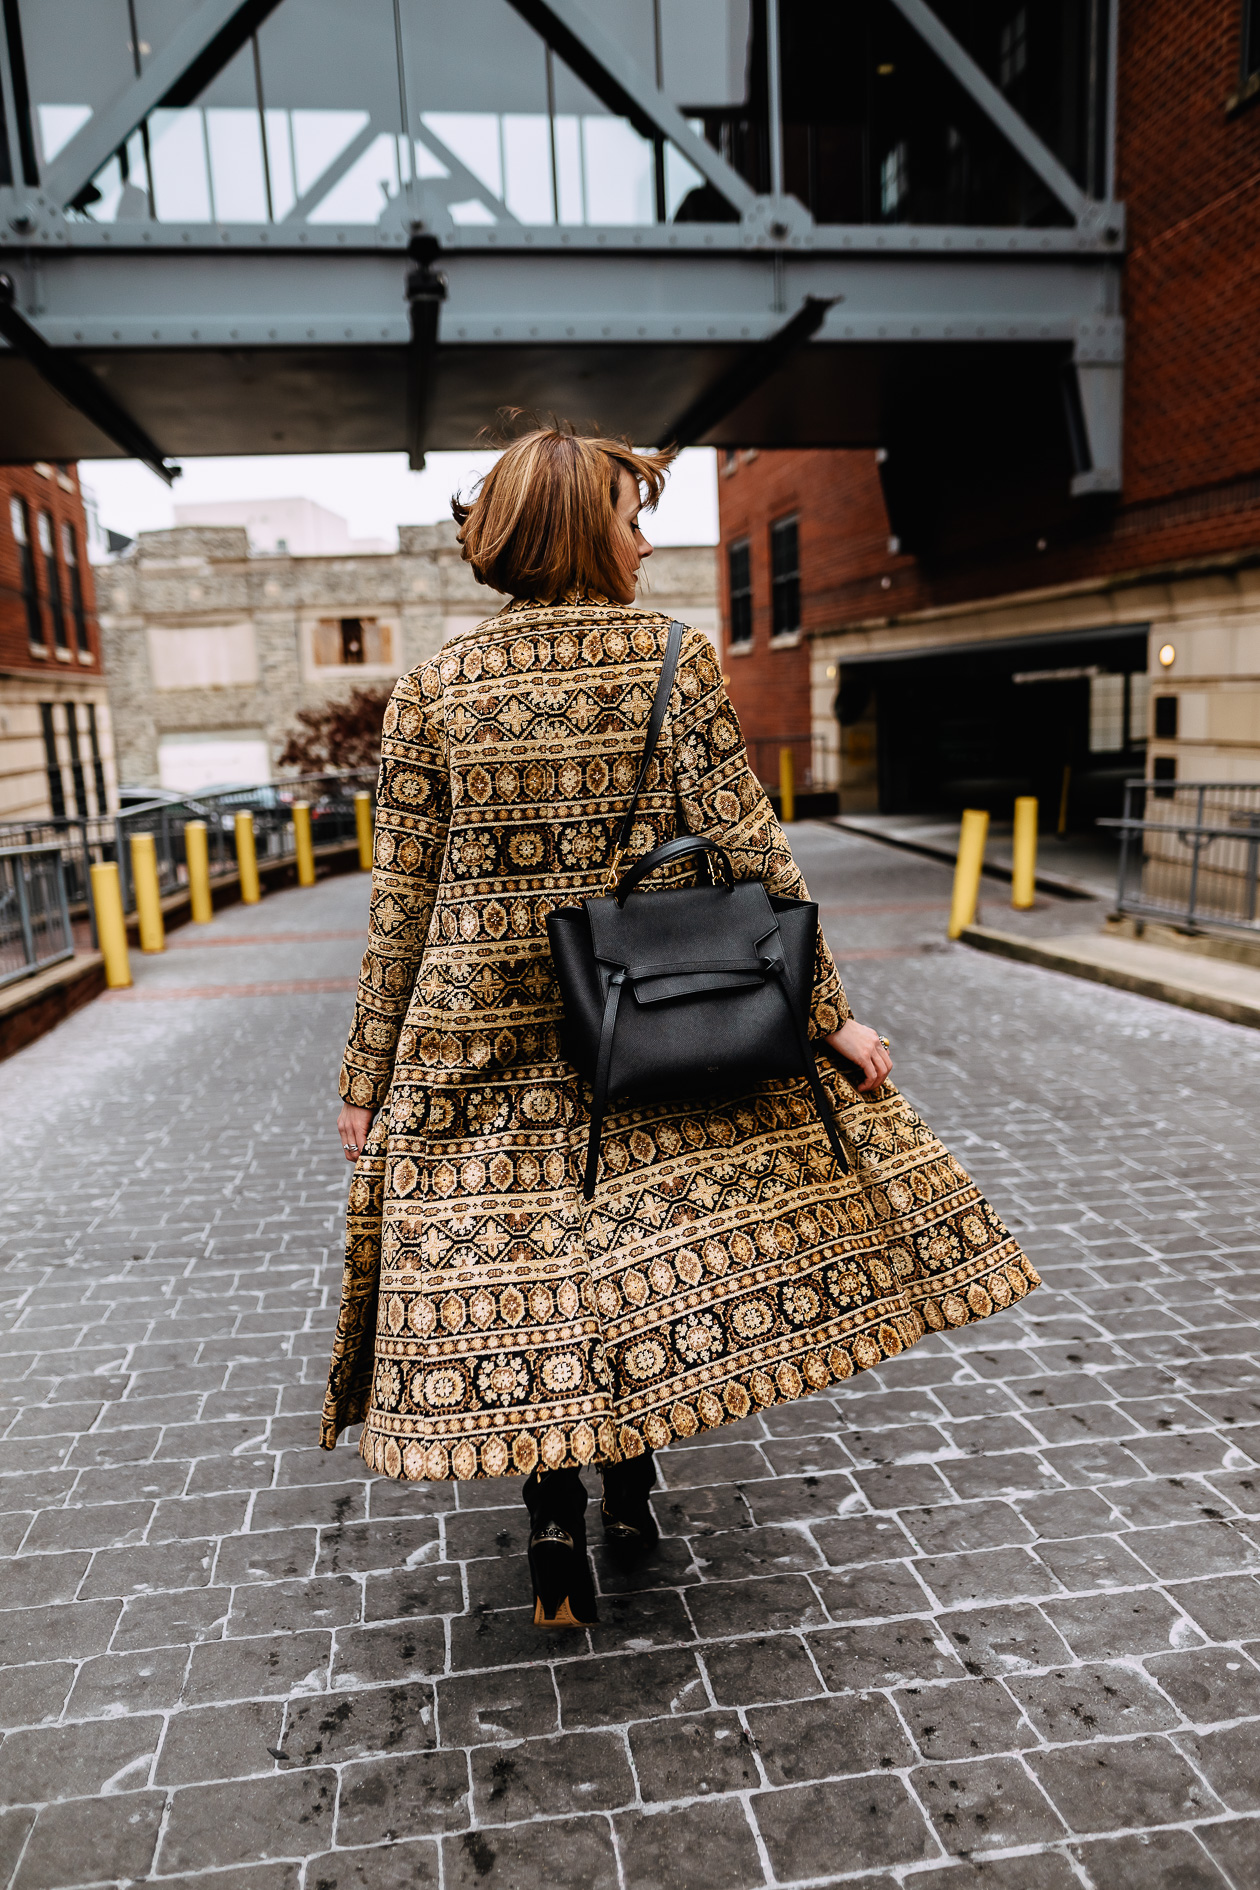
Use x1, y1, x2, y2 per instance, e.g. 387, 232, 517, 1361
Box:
321, 423, 1039, 1627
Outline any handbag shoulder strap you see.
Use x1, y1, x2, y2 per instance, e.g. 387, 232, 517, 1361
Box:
606, 618, 686, 880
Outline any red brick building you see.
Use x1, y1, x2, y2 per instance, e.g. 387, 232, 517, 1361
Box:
719, 0, 1260, 820
0, 463, 116, 822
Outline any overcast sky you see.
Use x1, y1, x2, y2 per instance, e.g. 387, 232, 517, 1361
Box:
81, 446, 720, 554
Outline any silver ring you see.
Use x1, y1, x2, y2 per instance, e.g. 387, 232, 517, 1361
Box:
343, 1145, 356, 1154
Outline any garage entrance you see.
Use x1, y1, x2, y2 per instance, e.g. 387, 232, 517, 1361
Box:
837, 625, 1150, 829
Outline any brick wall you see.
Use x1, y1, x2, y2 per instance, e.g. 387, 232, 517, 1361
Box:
0, 463, 113, 821
718, 1, 1260, 642
718, 450, 903, 749
0, 463, 101, 674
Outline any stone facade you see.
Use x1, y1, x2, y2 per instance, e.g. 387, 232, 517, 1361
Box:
95, 524, 718, 789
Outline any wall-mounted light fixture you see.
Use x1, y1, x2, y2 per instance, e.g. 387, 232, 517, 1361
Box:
1158, 643, 1176, 668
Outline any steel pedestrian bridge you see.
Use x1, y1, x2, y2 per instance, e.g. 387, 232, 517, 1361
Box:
0, 0, 1123, 542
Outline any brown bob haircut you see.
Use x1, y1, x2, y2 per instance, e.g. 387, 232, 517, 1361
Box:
452, 418, 675, 601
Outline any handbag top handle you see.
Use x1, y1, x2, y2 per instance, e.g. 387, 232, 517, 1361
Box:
603, 618, 686, 893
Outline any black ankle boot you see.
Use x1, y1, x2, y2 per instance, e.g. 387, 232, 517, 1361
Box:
600, 1450, 659, 1569
523, 1468, 598, 1627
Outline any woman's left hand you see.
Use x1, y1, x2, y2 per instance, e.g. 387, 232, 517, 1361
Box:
337, 1103, 376, 1163
827, 1019, 892, 1093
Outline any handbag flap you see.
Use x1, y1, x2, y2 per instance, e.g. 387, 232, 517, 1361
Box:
631, 968, 764, 1005
584, 879, 778, 978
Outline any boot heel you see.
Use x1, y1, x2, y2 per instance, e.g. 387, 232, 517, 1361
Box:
522, 1473, 599, 1627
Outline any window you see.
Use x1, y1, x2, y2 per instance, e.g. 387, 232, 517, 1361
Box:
880, 141, 908, 218
1244, 0, 1260, 83
62, 522, 90, 657
1152, 754, 1177, 799
85, 704, 108, 813
1128, 672, 1150, 744
727, 541, 752, 648
1089, 673, 1125, 753
147, 623, 258, 689
10, 497, 45, 650
39, 704, 66, 819
999, 7, 1028, 89
64, 704, 88, 817
37, 511, 70, 654
1154, 695, 1178, 739
312, 617, 394, 666
770, 517, 800, 639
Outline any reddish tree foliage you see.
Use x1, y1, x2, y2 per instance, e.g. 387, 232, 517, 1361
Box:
278, 685, 394, 773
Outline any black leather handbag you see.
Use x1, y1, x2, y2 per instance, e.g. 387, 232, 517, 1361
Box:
546, 618, 850, 1200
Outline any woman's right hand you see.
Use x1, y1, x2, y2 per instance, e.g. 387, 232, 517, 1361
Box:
337, 1103, 376, 1163
827, 1020, 892, 1093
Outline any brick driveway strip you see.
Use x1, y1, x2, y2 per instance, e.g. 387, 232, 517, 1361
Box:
3, 837, 1260, 1888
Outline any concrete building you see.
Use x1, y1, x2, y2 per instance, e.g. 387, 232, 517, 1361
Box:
0, 461, 116, 823
96, 523, 718, 791
717, 0, 1260, 826
172, 497, 391, 557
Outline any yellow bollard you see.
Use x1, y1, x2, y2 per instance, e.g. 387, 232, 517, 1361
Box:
1011, 796, 1038, 910
948, 808, 990, 940
184, 820, 212, 923
90, 862, 132, 988
234, 810, 261, 905
354, 790, 374, 871
778, 746, 795, 825
293, 801, 316, 888
129, 832, 165, 953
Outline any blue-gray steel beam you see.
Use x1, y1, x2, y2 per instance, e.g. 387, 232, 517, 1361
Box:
888, 0, 1097, 226
42, 0, 285, 209
3, 243, 1121, 353
0, 210, 1123, 258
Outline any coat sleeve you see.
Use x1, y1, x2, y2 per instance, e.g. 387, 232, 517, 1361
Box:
338, 665, 450, 1109
670, 629, 851, 1036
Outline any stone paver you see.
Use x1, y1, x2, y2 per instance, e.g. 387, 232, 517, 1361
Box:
3, 826, 1260, 1889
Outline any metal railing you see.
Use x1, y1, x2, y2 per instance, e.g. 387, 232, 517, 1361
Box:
746, 735, 838, 798
1, 844, 75, 990
0, 771, 377, 943
1103, 780, 1260, 934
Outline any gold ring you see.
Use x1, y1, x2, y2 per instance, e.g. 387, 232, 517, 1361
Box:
879, 1038, 891, 1050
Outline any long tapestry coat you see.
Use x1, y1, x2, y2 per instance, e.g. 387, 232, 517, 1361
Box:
320, 598, 1039, 1480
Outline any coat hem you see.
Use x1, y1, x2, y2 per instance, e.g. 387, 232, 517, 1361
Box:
319, 1248, 1040, 1479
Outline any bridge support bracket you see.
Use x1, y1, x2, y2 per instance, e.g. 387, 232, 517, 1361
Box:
405, 231, 448, 473
1065, 320, 1124, 497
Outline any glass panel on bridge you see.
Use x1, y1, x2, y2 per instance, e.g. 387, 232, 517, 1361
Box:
35, 0, 1102, 230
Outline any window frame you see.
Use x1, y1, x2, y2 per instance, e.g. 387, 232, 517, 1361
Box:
11, 496, 46, 652
37, 510, 71, 656
769, 515, 801, 643
86, 703, 108, 813
61, 520, 91, 660
39, 703, 66, 819
726, 538, 753, 650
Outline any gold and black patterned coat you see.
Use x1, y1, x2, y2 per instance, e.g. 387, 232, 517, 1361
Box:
320, 600, 1038, 1479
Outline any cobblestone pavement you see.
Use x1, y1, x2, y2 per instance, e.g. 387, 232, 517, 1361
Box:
4, 828, 1260, 1890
